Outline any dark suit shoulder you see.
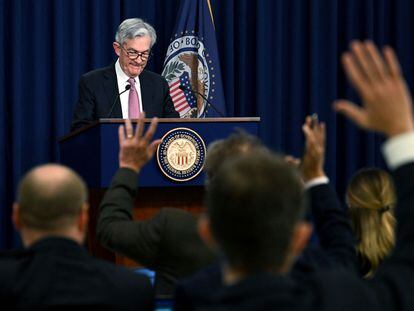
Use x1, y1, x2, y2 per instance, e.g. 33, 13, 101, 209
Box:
0, 248, 32, 258
81, 63, 114, 81
0, 249, 30, 280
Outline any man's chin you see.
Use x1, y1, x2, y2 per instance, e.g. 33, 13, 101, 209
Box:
128, 67, 143, 77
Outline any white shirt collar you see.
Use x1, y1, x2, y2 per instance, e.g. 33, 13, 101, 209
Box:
114, 59, 143, 118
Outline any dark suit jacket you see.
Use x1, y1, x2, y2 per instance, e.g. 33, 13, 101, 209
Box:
96, 168, 216, 298
0, 237, 154, 310
182, 163, 414, 311
71, 63, 179, 131
174, 183, 357, 310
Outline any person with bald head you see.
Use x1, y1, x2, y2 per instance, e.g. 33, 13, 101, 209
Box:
0, 164, 154, 310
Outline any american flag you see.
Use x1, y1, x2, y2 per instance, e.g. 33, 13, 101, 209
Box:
168, 72, 197, 117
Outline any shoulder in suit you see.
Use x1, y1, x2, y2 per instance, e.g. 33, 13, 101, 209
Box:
0, 237, 154, 310
71, 64, 178, 131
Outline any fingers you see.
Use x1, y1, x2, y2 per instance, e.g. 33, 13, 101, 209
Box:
143, 117, 159, 144
135, 112, 146, 139
118, 125, 125, 148
148, 139, 162, 158
350, 41, 384, 83
125, 118, 133, 138
365, 41, 387, 80
302, 115, 322, 143
302, 118, 313, 140
342, 40, 391, 97
319, 122, 326, 146
341, 52, 369, 97
383, 46, 401, 78
284, 155, 301, 168
122, 114, 160, 155
334, 100, 367, 128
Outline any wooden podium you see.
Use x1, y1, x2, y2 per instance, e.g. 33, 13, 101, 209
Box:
58, 118, 260, 266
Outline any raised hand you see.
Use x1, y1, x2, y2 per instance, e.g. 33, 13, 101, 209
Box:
301, 115, 326, 182
334, 40, 414, 137
118, 113, 162, 173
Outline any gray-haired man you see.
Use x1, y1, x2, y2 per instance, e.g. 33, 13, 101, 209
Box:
71, 18, 178, 131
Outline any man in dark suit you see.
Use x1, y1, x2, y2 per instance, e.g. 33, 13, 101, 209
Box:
96, 115, 267, 297
71, 18, 178, 131
0, 163, 154, 310
185, 41, 414, 310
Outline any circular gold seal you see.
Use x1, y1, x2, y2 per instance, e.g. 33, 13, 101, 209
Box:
157, 128, 206, 182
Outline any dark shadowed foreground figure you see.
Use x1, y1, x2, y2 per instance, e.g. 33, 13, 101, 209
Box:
191, 41, 414, 310
174, 115, 357, 311
0, 164, 153, 310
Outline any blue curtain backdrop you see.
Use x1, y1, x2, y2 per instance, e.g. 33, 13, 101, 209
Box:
1, 0, 414, 249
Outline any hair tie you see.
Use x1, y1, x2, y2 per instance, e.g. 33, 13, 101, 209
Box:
379, 205, 391, 213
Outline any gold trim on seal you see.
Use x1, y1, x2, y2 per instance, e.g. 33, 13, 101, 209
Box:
157, 127, 206, 182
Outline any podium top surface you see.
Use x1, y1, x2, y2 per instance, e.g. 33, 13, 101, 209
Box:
59, 117, 260, 142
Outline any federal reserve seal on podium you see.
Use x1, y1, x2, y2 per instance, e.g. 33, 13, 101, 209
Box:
157, 128, 206, 182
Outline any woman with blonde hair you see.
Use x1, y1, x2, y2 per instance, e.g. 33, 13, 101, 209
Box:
346, 168, 396, 277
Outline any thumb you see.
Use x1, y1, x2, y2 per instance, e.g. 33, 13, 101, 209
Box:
148, 139, 162, 158
333, 100, 368, 128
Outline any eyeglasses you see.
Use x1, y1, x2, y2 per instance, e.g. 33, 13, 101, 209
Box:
119, 44, 152, 61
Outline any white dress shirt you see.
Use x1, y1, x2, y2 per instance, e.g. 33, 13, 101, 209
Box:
382, 131, 414, 169
115, 59, 143, 118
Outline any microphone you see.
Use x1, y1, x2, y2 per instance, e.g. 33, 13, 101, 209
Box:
179, 85, 224, 117
107, 84, 131, 118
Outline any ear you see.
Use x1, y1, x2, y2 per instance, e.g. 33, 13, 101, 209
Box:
197, 214, 217, 250
289, 222, 313, 257
113, 42, 121, 57
77, 203, 89, 233
12, 203, 22, 230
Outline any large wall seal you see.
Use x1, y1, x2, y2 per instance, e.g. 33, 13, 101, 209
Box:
162, 34, 218, 118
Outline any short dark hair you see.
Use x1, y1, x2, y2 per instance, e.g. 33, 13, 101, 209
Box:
206, 151, 305, 272
205, 130, 266, 183
17, 164, 88, 231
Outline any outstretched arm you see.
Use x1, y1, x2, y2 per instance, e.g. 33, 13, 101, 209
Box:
298, 116, 356, 270
97, 114, 165, 266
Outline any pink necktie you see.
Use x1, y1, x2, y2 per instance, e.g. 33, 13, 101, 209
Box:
128, 78, 140, 118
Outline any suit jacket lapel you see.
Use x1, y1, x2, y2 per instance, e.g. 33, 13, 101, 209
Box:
103, 63, 122, 118
140, 70, 153, 114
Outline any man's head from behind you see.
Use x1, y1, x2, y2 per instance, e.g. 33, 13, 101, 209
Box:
13, 164, 89, 247
204, 150, 310, 278
204, 130, 267, 183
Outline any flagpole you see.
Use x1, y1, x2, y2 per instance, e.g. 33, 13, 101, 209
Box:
206, 0, 216, 29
